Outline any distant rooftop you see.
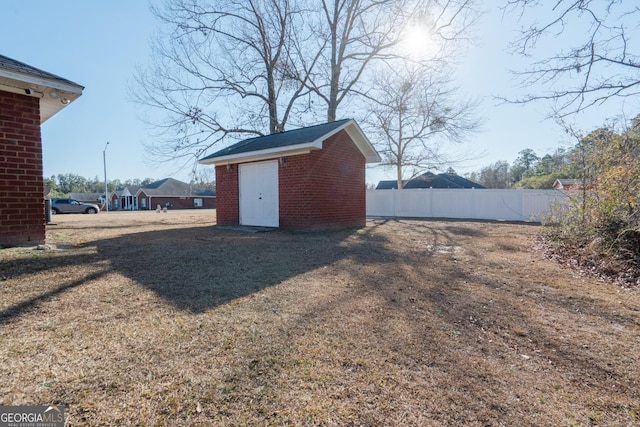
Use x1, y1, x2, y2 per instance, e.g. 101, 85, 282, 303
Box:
376, 172, 485, 190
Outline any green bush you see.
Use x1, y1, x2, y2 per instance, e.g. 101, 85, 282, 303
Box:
543, 117, 640, 283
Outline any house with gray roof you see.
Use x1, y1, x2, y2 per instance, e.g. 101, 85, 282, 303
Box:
136, 178, 216, 210
376, 172, 485, 190
107, 178, 216, 211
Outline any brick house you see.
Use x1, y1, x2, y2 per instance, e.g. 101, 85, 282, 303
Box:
107, 178, 216, 210
0, 55, 83, 246
136, 178, 216, 210
552, 178, 594, 191
199, 119, 380, 230
110, 187, 139, 211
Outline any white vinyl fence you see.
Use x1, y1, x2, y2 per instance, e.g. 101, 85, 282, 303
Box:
366, 189, 569, 222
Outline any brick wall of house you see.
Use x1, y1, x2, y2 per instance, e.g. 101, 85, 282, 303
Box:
109, 193, 119, 209
215, 164, 239, 225
279, 130, 366, 230
137, 193, 217, 210
0, 91, 45, 246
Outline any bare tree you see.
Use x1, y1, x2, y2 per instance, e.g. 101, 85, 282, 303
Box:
133, 0, 311, 170
191, 166, 217, 191
504, 0, 640, 118
365, 64, 481, 188
133, 0, 479, 173
299, 0, 479, 122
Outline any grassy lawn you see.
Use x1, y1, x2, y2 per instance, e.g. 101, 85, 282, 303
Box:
1, 210, 638, 426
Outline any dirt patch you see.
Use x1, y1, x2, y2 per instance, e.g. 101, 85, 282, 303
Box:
1, 210, 638, 425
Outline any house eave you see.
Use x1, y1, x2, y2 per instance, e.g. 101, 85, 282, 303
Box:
0, 72, 83, 123
314, 119, 382, 163
199, 141, 322, 166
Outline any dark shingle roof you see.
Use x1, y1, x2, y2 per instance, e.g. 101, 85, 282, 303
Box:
403, 172, 462, 189
376, 180, 396, 190
376, 172, 485, 189
138, 178, 215, 197
0, 54, 82, 87
201, 119, 352, 161
438, 173, 486, 189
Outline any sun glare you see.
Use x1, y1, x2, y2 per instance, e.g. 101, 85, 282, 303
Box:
401, 24, 436, 59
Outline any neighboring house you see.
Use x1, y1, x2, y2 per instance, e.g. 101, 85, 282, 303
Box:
110, 187, 139, 211
436, 173, 486, 189
0, 54, 83, 246
553, 178, 593, 190
376, 172, 485, 190
66, 192, 103, 204
136, 178, 216, 210
199, 119, 380, 230
107, 178, 216, 211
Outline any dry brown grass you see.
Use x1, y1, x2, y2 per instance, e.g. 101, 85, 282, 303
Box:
1, 210, 639, 426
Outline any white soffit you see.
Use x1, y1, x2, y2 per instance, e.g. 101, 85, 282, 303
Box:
0, 71, 83, 123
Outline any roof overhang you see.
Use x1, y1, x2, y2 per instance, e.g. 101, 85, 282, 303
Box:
199, 119, 381, 166
0, 70, 83, 123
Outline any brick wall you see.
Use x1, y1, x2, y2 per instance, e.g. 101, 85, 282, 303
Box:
280, 130, 366, 230
215, 164, 239, 225
278, 154, 312, 229
308, 131, 366, 229
137, 191, 216, 210
0, 91, 45, 246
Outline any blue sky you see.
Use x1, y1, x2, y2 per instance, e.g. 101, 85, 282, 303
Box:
0, 1, 627, 186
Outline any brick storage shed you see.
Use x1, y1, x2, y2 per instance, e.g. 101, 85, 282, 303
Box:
0, 54, 83, 246
199, 119, 380, 230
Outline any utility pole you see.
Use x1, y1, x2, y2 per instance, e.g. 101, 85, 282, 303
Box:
103, 141, 110, 212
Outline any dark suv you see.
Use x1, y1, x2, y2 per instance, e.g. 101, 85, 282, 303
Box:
50, 198, 100, 214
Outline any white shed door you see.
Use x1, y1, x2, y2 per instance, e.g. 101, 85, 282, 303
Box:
239, 160, 279, 227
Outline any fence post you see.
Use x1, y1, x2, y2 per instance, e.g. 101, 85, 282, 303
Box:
392, 188, 397, 218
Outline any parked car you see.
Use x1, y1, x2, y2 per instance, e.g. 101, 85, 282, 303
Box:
50, 198, 100, 214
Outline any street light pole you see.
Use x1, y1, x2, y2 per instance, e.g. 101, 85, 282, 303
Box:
103, 142, 110, 212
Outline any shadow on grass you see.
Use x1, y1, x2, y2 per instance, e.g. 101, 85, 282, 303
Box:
0, 248, 109, 324
101, 224, 404, 313
3, 217, 451, 323
2, 217, 639, 425
1, 222, 400, 323
0, 270, 109, 324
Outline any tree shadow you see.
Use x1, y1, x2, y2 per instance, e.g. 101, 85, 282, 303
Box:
1, 223, 400, 323
0, 246, 109, 324
97, 225, 401, 313
2, 217, 475, 324
3, 217, 638, 425
272, 219, 640, 424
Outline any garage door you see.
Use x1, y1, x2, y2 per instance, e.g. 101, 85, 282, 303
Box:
239, 160, 279, 227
